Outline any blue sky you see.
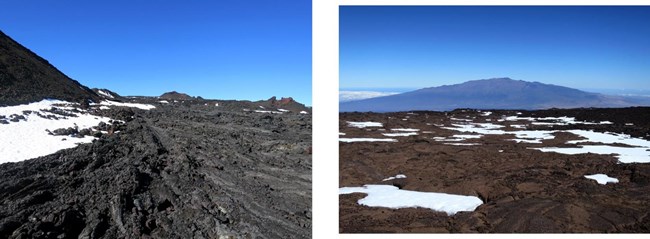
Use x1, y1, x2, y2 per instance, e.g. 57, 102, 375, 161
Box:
0, 1, 311, 105
340, 6, 650, 92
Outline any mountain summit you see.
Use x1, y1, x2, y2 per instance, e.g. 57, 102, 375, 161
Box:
340, 78, 650, 112
0, 30, 101, 106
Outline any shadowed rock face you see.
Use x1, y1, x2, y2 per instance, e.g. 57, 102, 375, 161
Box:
0, 101, 312, 238
339, 78, 650, 112
0, 30, 101, 106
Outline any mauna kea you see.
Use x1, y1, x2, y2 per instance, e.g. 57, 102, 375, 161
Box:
339, 78, 650, 112
0, 30, 311, 238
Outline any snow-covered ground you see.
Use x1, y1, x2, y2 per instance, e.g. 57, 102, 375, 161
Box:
97, 100, 155, 110
584, 174, 619, 185
339, 185, 483, 215
97, 90, 114, 99
565, 130, 650, 148
444, 143, 481, 146
505, 115, 613, 126
382, 132, 418, 137
531, 145, 650, 163
254, 110, 283, 114
530, 130, 650, 163
347, 121, 383, 128
443, 122, 555, 143
382, 174, 406, 181
339, 138, 397, 143
0, 100, 114, 163
391, 128, 420, 132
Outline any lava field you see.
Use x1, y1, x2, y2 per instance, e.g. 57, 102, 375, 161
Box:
0, 98, 312, 238
339, 107, 650, 233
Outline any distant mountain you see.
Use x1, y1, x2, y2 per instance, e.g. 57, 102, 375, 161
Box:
160, 91, 194, 100
339, 78, 650, 112
0, 30, 101, 106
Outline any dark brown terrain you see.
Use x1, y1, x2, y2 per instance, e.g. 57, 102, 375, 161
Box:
340, 107, 650, 233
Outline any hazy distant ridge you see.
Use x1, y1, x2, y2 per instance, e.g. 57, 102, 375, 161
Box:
339, 78, 650, 112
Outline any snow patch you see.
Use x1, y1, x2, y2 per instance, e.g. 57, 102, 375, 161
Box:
382, 132, 418, 137
444, 143, 481, 146
347, 121, 383, 128
98, 100, 155, 110
531, 145, 650, 163
254, 110, 283, 114
97, 90, 114, 99
584, 174, 619, 185
0, 100, 114, 163
339, 138, 397, 143
339, 185, 483, 215
382, 174, 407, 181
391, 128, 419, 132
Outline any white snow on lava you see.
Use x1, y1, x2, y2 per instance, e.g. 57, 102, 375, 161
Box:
531, 145, 650, 163
382, 174, 407, 181
0, 100, 114, 163
584, 174, 619, 185
391, 128, 420, 132
339, 138, 397, 143
98, 100, 155, 110
382, 132, 418, 137
347, 121, 383, 128
339, 185, 483, 215
254, 110, 283, 114
97, 90, 114, 99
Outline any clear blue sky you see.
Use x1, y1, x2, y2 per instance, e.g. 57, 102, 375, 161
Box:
340, 6, 650, 92
0, 1, 311, 105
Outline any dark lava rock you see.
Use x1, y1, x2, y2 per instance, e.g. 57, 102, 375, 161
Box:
9, 114, 25, 122
52, 127, 78, 136
0, 30, 101, 106
43, 107, 78, 118
0, 99, 312, 238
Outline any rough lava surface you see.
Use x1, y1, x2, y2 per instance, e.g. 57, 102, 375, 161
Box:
340, 107, 650, 233
1, 97, 312, 238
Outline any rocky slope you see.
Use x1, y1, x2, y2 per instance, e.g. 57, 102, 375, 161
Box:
0, 30, 101, 106
1, 99, 312, 238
